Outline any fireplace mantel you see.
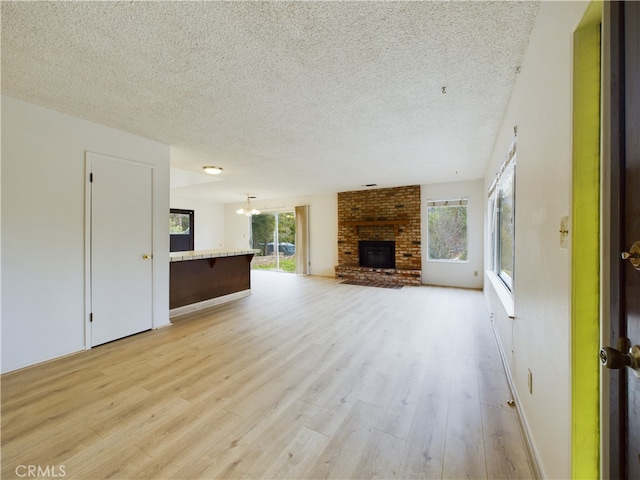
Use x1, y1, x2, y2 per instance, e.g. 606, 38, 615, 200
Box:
340, 219, 410, 236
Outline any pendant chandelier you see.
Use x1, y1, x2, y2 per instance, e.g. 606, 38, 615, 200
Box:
236, 195, 260, 216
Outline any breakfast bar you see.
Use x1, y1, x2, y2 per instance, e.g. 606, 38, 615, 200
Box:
169, 249, 257, 317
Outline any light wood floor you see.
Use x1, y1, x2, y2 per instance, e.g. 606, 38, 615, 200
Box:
1, 271, 535, 479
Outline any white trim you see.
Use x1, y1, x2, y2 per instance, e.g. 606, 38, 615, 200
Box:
486, 270, 515, 318
426, 258, 470, 264
488, 134, 517, 198
426, 197, 469, 207
426, 201, 470, 262
169, 289, 252, 318
84, 156, 92, 350
489, 316, 544, 479
150, 164, 157, 330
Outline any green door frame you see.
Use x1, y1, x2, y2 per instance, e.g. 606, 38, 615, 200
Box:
571, 2, 602, 479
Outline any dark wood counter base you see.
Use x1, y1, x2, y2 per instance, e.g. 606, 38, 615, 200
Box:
170, 254, 254, 315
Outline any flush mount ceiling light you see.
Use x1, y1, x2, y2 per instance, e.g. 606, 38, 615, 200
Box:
202, 166, 223, 175
236, 195, 260, 217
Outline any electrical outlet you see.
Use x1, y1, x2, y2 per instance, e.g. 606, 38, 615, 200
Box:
528, 369, 533, 395
474, 270, 478, 277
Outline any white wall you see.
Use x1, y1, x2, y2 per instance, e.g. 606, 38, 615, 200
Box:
421, 180, 484, 289
225, 193, 337, 277
223, 184, 485, 285
483, 2, 588, 479
170, 196, 225, 250
1, 96, 170, 374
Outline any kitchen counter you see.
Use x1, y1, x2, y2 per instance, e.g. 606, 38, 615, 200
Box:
170, 249, 259, 317
170, 248, 259, 262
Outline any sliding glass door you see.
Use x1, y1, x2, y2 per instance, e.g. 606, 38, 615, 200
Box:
251, 211, 296, 272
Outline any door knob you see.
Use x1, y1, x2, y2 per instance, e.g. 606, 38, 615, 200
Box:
142, 254, 152, 260
600, 337, 640, 378
621, 241, 640, 269
600, 346, 632, 369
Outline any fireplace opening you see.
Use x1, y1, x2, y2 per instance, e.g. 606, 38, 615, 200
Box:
359, 241, 395, 269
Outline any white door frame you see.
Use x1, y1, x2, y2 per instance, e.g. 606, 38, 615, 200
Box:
84, 151, 157, 349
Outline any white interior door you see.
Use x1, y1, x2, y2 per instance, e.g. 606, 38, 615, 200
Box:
89, 153, 153, 346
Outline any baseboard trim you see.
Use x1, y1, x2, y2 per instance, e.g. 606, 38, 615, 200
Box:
169, 290, 252, 318
490, 315, 545, 480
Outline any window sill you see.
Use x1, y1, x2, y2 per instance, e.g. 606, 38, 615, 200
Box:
486, 270, 515, 318
426, 258, 470, 264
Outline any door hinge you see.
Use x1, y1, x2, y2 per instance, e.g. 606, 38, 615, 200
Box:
90, 312, 93, 322
89, 173, 93, 182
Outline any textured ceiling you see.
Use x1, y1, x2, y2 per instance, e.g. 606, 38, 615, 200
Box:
2, 1, 539, 203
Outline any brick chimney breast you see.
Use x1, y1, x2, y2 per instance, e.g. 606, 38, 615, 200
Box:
336, 185, 421, 286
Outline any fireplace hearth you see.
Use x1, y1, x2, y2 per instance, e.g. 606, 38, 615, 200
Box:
359, 241, 395, 269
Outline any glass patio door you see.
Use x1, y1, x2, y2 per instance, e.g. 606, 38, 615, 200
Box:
251, 211, 296, 272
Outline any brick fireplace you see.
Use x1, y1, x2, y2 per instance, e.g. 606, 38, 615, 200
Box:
335, 185, 421, 286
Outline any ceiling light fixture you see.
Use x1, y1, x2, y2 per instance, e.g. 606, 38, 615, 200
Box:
236, 195, 260, 217
202, 166, 223, 175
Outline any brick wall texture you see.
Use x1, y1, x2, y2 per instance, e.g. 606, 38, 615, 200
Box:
337, 185, 421, 271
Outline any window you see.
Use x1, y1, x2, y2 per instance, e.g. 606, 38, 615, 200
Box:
251, 211, 296, 272
489, 137, 516, 291
170, 208, 194, 252
427, 199, 468, 262
496, 166, 515, 288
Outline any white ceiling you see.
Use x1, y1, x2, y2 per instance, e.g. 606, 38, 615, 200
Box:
2, 1, 539, 204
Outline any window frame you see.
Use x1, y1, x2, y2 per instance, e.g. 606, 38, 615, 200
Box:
494, 164, 515, 290
488, 137, 517, 293
170, 208, 194, 252
250, 210, 296, 273
426, 198, 469, 263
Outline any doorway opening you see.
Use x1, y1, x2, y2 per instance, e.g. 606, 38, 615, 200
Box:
251, 211, 296, 273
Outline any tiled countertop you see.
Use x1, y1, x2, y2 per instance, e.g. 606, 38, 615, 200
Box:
170, 249, 259, 262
